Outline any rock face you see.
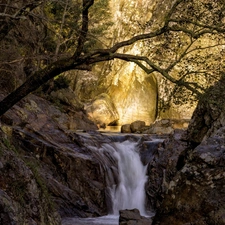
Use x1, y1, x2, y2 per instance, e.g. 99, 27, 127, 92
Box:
66, 0, 200, 125
82, 67, 158, 125
151, 77, 225, 224
0, 129, 61, 225
108, 71, 158, 125
0, 93, 105, 224
153, 127, 225, 225
186, 76, 225, 145
65, 0, 160, 125
144, 130, 188, 211
85, 93, 119, 127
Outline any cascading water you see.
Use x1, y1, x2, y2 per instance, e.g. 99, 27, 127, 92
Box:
62, 134, 150, 225
110, 140, 148, 215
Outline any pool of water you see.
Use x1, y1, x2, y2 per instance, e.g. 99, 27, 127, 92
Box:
61, 212, 155, 225
61, 215, 119, 225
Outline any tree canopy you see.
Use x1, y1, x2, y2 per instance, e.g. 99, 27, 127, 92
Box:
0, 0, 225, 116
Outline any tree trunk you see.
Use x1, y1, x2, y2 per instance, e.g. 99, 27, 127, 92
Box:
0, 57, 77, 116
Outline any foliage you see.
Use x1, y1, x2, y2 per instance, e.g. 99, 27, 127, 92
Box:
0, 0, 225, 116
0, 0, 111, 92
143, 0, 225, 109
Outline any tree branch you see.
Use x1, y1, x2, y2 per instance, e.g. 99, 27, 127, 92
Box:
73, 0, 94, 58
0, 1, 44, 41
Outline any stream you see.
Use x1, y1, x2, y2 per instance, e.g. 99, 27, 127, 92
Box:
62, 132, 160, 225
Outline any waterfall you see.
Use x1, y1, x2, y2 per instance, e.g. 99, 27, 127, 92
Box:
87, 136, 148, 215
62, 134, 150, 225
108, 140, 148, 215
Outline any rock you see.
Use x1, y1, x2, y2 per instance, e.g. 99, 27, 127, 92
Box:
143, 119, 189, 135
146, 126, 174, 134
119, 209, 152, 225
51, 88, 83, 110
85, 93, 119, 128
186, 76, 225, 145
11, 126, 107, 218
0, 131, 61, 224
145, 129, 188, 211
144, 119, 173, 134
130, 121, 146, 133
153, 127, 225, 225
0, 93, 97, 132
121, 124, 132, 133
0, 93, 104, 222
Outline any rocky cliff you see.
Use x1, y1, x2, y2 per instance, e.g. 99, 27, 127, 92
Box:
151, 76, 225, 224
0, 92, 105, 224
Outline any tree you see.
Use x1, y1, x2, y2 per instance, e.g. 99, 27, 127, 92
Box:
0, 0, 225, 116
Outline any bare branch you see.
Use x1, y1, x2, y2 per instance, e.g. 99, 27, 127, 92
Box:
73, 0, 94, 58
0, 1, 44, 41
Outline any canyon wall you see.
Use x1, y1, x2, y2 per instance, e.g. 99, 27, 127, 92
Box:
67, 0, 224, 127
66, 0, 195, 127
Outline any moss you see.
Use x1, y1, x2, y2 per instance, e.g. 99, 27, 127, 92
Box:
0, 134, 56, 224
25, 160, 55, 211
2, 137, 18, 154
10, 180, 27, 206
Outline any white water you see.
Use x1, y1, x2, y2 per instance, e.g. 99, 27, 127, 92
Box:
110, 140, 148, 215
62, 215, 119, 225
62, 139, 148, 225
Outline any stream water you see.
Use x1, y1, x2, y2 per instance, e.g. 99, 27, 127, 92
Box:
110, 140, 148, 215
62, 135, 151, 225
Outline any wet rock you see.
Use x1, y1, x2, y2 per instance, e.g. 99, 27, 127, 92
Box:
145, 129, 188, 211
11, 126, 108, 218
119, 209, 152, 225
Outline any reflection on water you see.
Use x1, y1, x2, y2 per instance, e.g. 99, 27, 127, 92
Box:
98, 126, 121, 133
61, 215, 119, 225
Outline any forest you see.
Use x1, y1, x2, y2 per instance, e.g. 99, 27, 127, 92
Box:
0, 0, 225, 116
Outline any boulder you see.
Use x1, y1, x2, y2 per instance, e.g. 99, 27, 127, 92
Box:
143, 119, 189, 135
85, 93, 119, 128
149, 77, 225, 224
121, 124, 132, 133
130, 121, 146, 133
119, 209, 152, 225
0, 93, 97, 131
